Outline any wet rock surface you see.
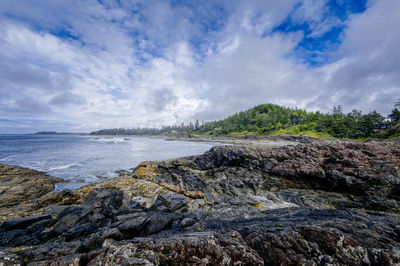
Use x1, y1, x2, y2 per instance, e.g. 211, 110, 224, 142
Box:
1, 140, 400, 265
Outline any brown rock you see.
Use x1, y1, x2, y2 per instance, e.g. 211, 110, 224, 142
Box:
0, 164, 63, 222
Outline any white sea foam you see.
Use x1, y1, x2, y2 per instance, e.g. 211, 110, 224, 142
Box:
0, 155, 17, 161
94, 137, 125, 144
47, 163, 78, 171
0, 134, 216, 192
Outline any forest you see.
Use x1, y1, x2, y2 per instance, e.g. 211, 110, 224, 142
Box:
90, 100, 400, 140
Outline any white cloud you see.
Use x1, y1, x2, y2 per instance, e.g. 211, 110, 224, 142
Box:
0, 0, 398, 133
191, 33, 320, 119
188, 0, 400, 118
312, 0, 400, 114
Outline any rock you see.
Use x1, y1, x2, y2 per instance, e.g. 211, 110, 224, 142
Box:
180, 217, 197, 228
63, 223, 97, 241
25, 218, 55, 234
77, 233, 103, 253
0, 229, 27, 246
126, 200, 148, 212
38, 189, 81, 206
117, 213, 149, 238
89, 232, 264, 265
43, 205, 71, 218
0, 214, 51, 231
149, 193, 188, 213
103, 227, 123, 240
0, 250, 21, 265
82, 188, 123, 216
1, 140, 400, 265
0, 164, 63, 222
145, 212, 173, 235
49, 206, 87, 236
204, 192, 216, 204
181, 174, 207, 192
34, 254, 83, 266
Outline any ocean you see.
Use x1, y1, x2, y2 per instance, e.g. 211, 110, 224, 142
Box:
0, 134, 218, 191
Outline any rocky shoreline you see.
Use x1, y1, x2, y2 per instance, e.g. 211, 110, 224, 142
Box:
0, 164, 64, 222
161, 132, 317, 147
1, 138, 400, 265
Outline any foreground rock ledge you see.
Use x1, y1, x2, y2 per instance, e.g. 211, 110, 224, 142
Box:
1, 140, 400, 265
0, 164, 63, 222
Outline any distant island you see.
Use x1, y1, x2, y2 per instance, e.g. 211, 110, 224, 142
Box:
34, 131, 87, 135
90, 101, 400, 140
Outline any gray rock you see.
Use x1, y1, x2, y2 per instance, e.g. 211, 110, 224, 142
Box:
145, 212, 173, 235
204, 192, 216, 204
50, 206, 87, 236
43, 205, 70, 218
0, 229, 26, 246
150, 193, 187, 213
83, 188, 124, 216
25, 218, 55, 234
103, 227, 123, 240
63, 223, 97, 241
117, 213, 149, 238
2, 140, 400, 265
180, 217, 197, 228
0, 214, 51, 231
77, 233, 103, 253
182, 174, 206, 191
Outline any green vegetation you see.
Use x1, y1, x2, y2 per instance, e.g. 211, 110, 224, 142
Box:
192, 104, 391, 139
388, 99, 400, 124
90, 100, 400, 140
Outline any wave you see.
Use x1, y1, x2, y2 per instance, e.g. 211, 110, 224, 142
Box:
0, 155, 17, 162
94, 137, 126, 144
47, 162, 79, 171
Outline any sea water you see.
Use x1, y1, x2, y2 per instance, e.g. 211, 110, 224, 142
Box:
0, 134, 217, 191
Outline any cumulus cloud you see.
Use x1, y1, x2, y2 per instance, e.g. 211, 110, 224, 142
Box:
310, 0, 400, 114
50, 92, 87, 107
0, 0, 398, 133
191, 0, 400, 118
195, 33, 318, 119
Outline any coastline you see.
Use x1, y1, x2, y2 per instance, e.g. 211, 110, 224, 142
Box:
149, 133, 320, 147
1, 137, 400, 264
0, 164, 64, 222
1, 135, 397, 222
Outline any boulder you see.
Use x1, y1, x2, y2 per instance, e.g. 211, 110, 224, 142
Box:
149, 193, 188, 213
117, 213, 149, 238
0, 214, 51, 231
82, 188, 124, 216
145, 212, 174, 235
49, 206, 87, 236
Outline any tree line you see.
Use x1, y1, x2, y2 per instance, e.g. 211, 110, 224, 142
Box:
90, 100, 400, 139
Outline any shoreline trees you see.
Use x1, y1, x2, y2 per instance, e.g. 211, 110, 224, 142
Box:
90, 101, 399, 139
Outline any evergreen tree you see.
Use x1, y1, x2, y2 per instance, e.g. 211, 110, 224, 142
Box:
388, 99, 400, 124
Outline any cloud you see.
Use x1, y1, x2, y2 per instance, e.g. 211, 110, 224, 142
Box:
195, 33, 317, 119
50, 92, 87, 107
311, 0, 400, 114
191, 0, 400, 118
0, 0, 398, 133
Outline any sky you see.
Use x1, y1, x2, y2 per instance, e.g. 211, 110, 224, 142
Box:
0, 0, 399, 133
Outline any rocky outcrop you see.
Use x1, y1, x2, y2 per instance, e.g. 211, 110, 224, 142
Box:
164, 133, 308, 147
0, 164, 63, 222
1, 140, 400, 265
132, 141, 400, 213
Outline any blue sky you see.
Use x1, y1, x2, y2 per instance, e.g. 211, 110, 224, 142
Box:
0, 0, 399, 133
